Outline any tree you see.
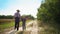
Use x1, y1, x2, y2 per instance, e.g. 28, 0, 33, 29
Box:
37, 0, 60, 33
21, 15, 35, 20
0, 15, 13, 19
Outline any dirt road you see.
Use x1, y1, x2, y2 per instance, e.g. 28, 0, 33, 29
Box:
6, 20, 38, 34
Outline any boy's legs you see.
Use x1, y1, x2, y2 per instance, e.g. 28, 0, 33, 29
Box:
22, 22, 26, 31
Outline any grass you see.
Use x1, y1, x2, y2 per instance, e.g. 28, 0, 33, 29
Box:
0, 22, 14, 32
0, 22, 14, 29
38, 21, 60, 34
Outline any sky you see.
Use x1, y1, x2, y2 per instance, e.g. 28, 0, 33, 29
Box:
0, 0, 42, 18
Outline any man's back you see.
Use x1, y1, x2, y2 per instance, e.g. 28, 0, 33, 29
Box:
14, 12, 20, 18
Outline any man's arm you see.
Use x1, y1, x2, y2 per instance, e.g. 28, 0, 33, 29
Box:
13, 13, 16, 20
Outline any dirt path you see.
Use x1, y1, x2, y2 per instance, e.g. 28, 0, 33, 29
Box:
5, 20, 39, 34
31, 20, 38, 34
6, 21, 34, 34
17, 20, 38, 34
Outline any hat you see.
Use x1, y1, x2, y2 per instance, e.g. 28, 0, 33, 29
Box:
16, 9, 20, 12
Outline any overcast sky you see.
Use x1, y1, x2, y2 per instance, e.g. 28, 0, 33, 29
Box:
0, 0, 42, 18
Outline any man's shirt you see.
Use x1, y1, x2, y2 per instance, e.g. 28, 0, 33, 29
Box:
14, 12, 20, 18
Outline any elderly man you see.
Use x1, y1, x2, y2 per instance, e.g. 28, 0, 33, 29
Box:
14, 10, 21, 31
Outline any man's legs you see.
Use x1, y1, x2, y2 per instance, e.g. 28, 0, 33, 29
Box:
14, 21, 17, 29
17, 22, 19, 31
15, 17, 20, 31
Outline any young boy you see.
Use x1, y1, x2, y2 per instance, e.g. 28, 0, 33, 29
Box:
21, 16, 26, 31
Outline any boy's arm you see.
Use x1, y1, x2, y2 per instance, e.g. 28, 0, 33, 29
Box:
19, 14, 21, 21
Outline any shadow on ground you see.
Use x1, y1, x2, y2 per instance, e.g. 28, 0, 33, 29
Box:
18, 31, 23, 34
17, 31, 31, 34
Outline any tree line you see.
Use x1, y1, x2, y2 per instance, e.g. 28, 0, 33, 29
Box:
37, 0, 60, 33
0, 15, 13, 19
0, 15, 34, 20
